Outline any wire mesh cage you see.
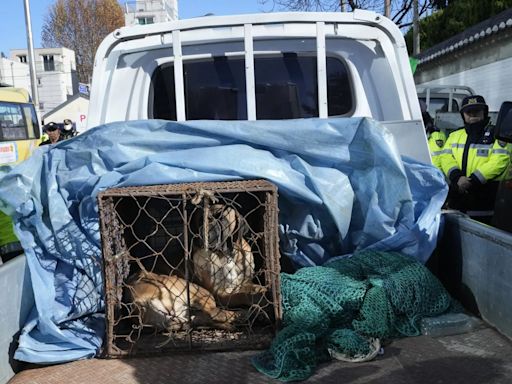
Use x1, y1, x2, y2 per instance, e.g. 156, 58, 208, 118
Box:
97, 180, 281, 357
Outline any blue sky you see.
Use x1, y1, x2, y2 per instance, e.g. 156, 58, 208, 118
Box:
0, 0, 271, 56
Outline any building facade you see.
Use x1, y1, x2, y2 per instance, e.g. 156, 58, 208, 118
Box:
0, 58, 30, 90
124, 0, 178, 26
8, 47, 78, 116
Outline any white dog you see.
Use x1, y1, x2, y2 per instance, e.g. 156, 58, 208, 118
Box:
193, 204, 266, 306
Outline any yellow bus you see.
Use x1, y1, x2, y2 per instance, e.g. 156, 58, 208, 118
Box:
0, 87, 40, 262
0, 87, 40, 166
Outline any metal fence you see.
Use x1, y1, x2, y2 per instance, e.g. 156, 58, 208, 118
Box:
98, 180, 281, 357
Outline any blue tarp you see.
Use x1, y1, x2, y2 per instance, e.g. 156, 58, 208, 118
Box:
0, 118, 447, 364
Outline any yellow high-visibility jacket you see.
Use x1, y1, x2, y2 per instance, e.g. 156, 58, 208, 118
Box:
427, 130, 447, 169
441, 128, 511, 184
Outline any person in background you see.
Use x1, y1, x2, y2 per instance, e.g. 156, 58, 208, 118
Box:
61, 118, 77, 140
39, 122, 63, 146
440, 95, 511, 223
420, 100, 446, 170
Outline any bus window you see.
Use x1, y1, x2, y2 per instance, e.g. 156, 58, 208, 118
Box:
0, 87, 40, 144
0, 102, 27, 141
22, 104, 39, 139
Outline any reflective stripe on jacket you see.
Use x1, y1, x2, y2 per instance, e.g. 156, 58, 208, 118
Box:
440, 128, 511, 183
428, 130, 447, 169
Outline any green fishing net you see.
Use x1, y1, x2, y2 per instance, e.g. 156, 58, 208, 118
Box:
252, 250, 453, 381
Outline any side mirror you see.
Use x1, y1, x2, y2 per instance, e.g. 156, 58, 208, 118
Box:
494, 101, 512, 143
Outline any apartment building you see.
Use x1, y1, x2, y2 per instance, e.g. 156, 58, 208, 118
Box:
124, 0, 178, 26
0, 57, 30, 90
8, 47, 78, 116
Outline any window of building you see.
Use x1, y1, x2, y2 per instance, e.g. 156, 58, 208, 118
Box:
42, 55, 55, 71
150, 55, 353, 121
137, 17, 154, 25
18, 55, 27, 63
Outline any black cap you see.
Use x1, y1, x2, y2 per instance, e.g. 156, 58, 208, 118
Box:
460, 95, 487, 113
44, 122, 59, 132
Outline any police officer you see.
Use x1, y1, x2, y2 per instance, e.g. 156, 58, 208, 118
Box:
39, 122, 64, 146
61, 118, 77, 140
441, 95, 511, 223
420, 100, 446, 169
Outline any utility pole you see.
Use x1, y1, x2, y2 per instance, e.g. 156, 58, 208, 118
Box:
413, 0, 420, 55
340, 0, 346, 12
23, 0, 40, 112
11, 62, 15, 86
384, 0, 391, 18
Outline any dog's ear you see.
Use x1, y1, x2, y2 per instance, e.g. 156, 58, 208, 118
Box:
200, 204, 224, 252
210, 205, 242, 254
219, 206, 237, 238
236, 214, 249, 239
201, 204, 249, 254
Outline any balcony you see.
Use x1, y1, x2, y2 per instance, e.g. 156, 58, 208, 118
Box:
125, 0, 166, 13
124, 0, 176, 21
34, 60, 68, 73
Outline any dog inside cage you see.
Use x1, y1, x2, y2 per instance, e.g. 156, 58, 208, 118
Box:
98, 181, 281, 356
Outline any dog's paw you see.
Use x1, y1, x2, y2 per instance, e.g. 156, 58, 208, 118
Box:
250, 283, 267, 294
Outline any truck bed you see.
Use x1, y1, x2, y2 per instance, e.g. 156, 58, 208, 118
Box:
5, 213, 512, 384
9, 325, 512, 384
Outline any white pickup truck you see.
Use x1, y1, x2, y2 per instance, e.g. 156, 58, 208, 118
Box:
87, 10, 429, 163
2, 11, 512, 384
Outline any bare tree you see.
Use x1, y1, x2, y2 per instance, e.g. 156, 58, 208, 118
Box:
42, 0, 125, 83
259, 0, 435, 29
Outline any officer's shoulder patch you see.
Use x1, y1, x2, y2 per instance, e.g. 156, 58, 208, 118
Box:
498, 140, 507, 148
435, 140, 444, 148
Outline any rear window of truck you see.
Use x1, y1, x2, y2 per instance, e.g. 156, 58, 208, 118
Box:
150, 55, 352, 120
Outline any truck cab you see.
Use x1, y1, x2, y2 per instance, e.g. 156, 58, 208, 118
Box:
88, 10, 429, 163
416, 85, 475, 114
417, 85, 477, 132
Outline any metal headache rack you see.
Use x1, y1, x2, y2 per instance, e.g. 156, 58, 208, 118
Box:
97, 180, 281, 357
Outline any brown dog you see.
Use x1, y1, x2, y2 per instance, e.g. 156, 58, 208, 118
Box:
126, 270, 241, 331
193, 204, 266, 306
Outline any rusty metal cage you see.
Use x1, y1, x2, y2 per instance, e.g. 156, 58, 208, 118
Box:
97, 180, 281, 357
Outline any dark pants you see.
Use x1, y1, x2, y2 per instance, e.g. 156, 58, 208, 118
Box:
446, 181, 499, 223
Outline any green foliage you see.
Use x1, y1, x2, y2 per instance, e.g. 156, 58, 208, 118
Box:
406, 0, 512, 55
